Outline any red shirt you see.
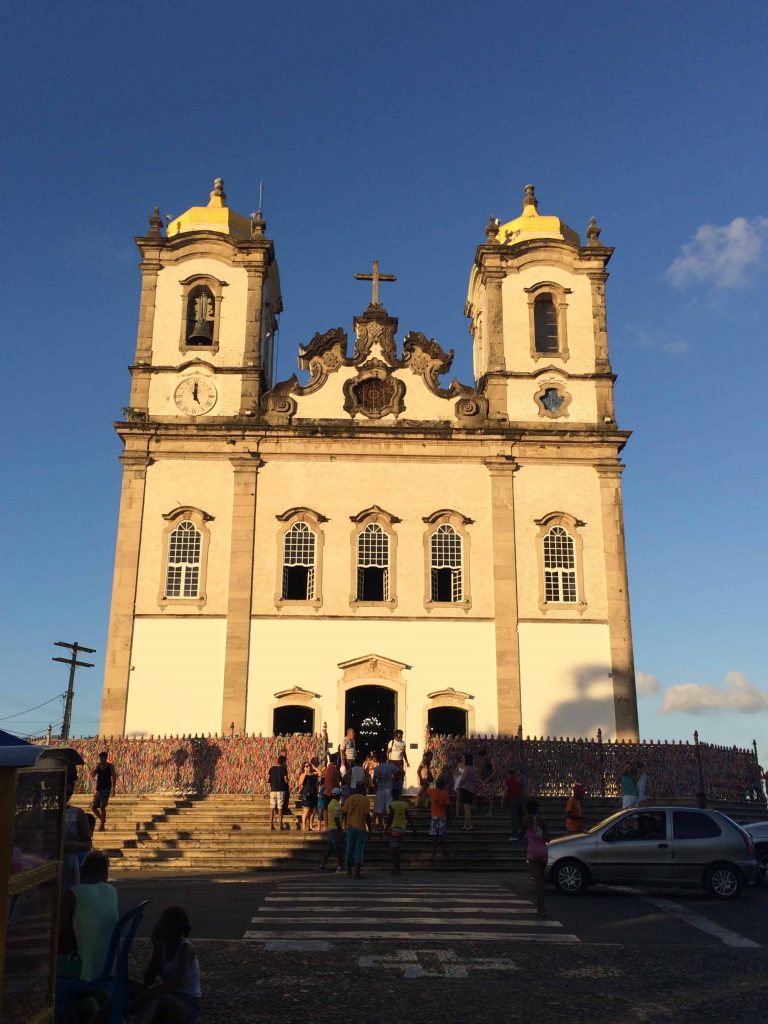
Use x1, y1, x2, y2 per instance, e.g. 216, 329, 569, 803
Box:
427, 787, 450, 819
505, 776, 523, 800
324, 763, 339, 796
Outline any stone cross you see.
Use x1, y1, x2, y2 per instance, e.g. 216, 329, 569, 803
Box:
355, 259, 397, 307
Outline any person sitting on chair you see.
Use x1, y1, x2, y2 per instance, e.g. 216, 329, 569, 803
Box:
135, 906, 201, 1023
59, 850, 119, 984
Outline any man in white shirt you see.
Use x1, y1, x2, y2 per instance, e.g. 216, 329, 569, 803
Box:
373, 760, 397, 830
342, 729, 357, 768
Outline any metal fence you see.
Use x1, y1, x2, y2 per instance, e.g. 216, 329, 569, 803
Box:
65, 730, 764, 803
425, 730, 764, 803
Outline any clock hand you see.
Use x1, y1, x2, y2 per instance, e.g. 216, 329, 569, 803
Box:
192, 382, 199, 403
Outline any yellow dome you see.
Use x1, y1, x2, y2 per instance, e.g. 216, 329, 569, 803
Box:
166, 178, 251, 240
495, 185, 580, 246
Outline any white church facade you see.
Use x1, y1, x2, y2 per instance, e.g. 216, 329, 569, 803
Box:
99, 179, 639, 752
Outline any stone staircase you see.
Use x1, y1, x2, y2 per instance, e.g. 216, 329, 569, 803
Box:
73, 794, 768, 874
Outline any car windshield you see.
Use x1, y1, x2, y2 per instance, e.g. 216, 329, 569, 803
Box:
586, 811, 628, 834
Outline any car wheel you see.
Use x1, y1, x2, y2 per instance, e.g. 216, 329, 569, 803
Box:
755, 844, 768, 885
553, 859, 588, 895
705, 863, 743, 900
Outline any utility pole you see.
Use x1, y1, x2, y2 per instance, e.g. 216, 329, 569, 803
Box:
52, 641, 96, 741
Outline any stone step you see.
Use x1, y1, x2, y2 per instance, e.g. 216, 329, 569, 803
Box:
78, 791, 768, 873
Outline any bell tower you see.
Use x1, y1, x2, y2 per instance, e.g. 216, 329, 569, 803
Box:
466, 186, 638, 740
466, 184, 615, 429
127, 178, 282, 422
100, 179, 282, 738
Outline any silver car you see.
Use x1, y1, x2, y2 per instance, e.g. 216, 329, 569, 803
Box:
546, 806, 758, 900
743, 821, 768, 881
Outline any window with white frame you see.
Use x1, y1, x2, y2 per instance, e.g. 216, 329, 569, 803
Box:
430, 524, 463, 602
357, 523, 390, 601
543, 525, 577, 603
282, 522, 316, 601
165, 521, 202, 598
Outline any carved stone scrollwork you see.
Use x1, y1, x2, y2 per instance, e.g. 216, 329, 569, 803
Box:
453, 383, 489, 426
297, 327, 349, 394
353, 319, 398, 366
401, 331, 455, 395
261, 375, 298, 424
343, 362, 406, 419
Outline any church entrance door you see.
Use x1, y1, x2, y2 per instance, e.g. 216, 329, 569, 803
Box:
345, 685, 396, 762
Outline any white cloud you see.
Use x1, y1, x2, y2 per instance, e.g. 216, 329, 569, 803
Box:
667, 216, 768, 289
636, 671, 659, 696
661, 671, 768, 715
628, 326, 690, 356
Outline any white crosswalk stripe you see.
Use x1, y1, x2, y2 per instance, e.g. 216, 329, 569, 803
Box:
243, 880, 579, 943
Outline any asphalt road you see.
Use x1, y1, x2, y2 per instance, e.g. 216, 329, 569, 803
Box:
115, 869, 768, 946
115, 870, 768, 1023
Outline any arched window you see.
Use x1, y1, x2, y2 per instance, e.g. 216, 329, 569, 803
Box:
526, 283, 570, 361
534, 294, 559, 353
423, 509, 472, 609
430, 524, 463, 602
178, 275, 225, 353
273, 705, 315, 736
275, 508, 327, 608
282, 522, 317, 601
185, 286, 215, 347
165, 521, 202, 599
543, 526, 577, 603
357, 523, 390, 602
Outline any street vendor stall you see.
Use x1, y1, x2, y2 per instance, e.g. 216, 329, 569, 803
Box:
0, 733, 81, 1024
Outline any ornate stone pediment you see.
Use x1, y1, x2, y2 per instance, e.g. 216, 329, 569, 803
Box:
297, 327, 350, 394
401, 331, 454, 394
338, 653, 411, 686
274, 685, 321, 700
353, 315, 398, 366
261, 308, 489, 426
261, 374, 298, 424
427, 686, 475, 702
343, 361, 406, 420
452, 383, 489, 426
349, 505, 402, 525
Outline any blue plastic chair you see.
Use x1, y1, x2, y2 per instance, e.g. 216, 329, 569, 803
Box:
56, 899, 149, 1023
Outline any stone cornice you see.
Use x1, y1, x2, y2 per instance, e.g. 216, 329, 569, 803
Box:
114, 418, 631, 447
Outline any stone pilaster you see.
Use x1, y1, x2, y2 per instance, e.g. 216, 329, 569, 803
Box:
221, 455, 262, 733
484, 270, 506, 372
597, 465, 639, 740
485, 456, 522, 734
99, 451, 151, 737
129, 255, 163, 410
588, 271, 612, 374
239, 266, 266, 415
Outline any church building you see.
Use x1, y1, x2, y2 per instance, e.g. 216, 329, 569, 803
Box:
99, 179, 639, 752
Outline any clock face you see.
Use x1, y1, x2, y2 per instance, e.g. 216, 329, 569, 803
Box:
174, 375, 217, 416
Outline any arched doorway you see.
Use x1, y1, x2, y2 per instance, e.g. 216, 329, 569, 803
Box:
428, 706, 467, 737
345, 685, 396, 761
273, 705, 314, 736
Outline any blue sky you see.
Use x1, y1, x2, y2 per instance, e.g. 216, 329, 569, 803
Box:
1, 1, 766, 751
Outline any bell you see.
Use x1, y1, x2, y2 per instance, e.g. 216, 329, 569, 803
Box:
187, 318, 213, 345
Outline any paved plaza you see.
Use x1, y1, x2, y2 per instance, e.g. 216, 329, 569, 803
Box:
118, 871, 768, 1023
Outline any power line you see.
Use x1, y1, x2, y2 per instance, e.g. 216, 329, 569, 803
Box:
0, 693, 66, 721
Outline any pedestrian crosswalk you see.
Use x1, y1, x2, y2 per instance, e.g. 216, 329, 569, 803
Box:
243, 879, 579, 943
